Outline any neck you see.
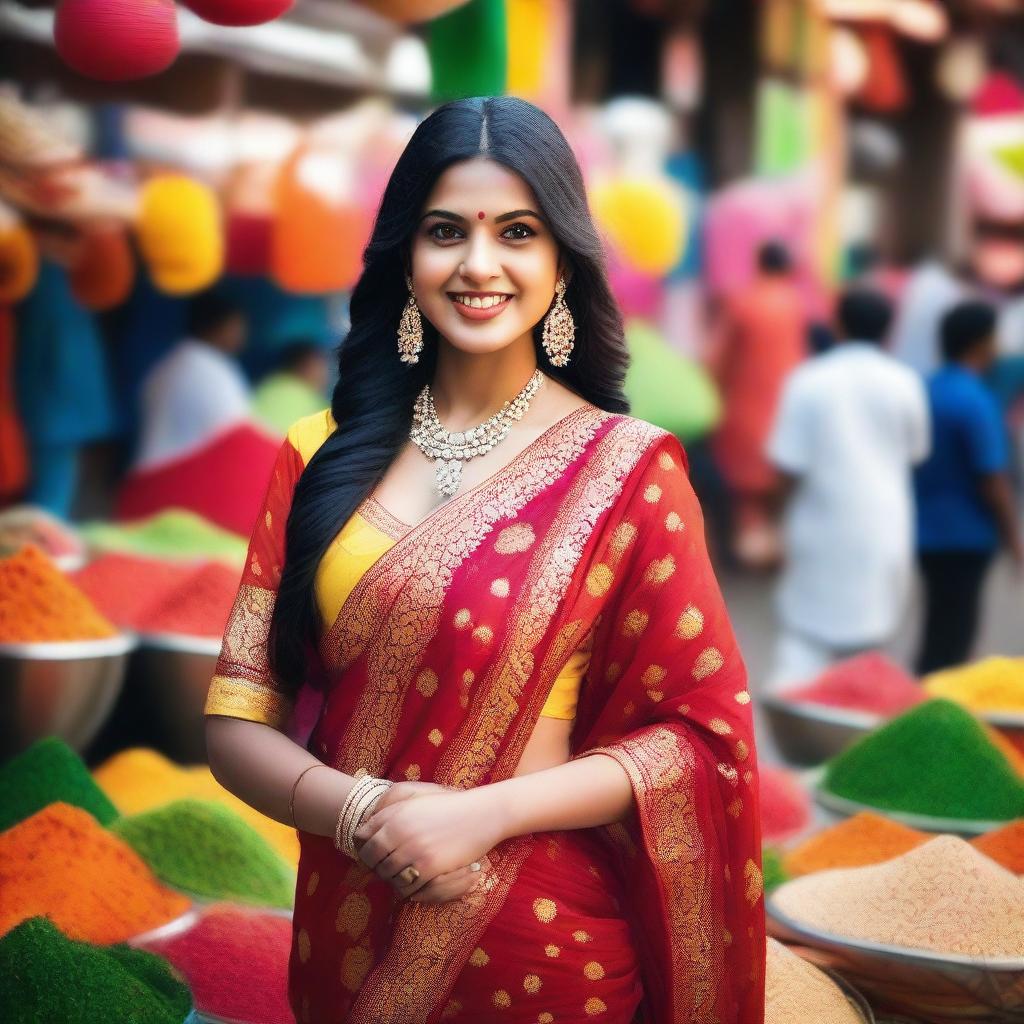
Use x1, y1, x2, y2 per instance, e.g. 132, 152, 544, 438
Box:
430, 334, 540, 430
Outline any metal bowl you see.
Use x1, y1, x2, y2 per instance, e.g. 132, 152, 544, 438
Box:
130, 633, 221, 763
760, 692, 882, 766
768, 901, 1024, 1020
807, 766, 1011, 837
0, 635, 135, 758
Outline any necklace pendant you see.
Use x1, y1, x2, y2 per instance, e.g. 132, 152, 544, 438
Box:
436, 459, 462, 497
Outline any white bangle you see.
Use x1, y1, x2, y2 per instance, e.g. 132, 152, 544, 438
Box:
335, 775, 392, 859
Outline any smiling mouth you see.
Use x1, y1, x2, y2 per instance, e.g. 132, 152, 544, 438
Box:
447, 293, 513, 309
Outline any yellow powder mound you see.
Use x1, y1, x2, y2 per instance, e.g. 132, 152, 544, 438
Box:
93, 747, 298, 866
766, 938, 863, 1024
772, 836, 1024, 958
925, 658, 1024, 713
784, 812, 929, 877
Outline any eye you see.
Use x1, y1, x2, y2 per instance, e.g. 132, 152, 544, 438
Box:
502, 223, 535, 240
428, 223, 462, 242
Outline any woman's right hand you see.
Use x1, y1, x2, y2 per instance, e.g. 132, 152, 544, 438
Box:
408, 858, 489, 904
368, 780, 450, 815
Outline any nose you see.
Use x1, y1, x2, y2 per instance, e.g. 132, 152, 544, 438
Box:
459, 229, 502, 284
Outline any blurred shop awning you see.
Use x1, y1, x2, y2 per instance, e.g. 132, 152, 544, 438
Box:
0, 0, 430, 114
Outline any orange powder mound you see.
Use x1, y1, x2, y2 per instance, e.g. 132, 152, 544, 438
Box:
0, 802, 189, 943
784, 812, 929, 877
972, 820, 1024, 875
0, 545, 116, 642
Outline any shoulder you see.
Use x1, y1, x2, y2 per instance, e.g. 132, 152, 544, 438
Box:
604, 411, 677, 455
285, 407, 337, 466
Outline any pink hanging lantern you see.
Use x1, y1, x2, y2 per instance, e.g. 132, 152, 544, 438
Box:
182, 0, 293, 27
55, 0, 179, 81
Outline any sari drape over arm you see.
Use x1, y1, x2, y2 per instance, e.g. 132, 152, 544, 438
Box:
569, 434, 765, 1023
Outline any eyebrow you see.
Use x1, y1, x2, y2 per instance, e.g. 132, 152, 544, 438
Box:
420, 208, 544, 225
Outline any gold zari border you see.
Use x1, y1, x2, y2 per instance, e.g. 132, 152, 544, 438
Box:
204, 675, 291, 729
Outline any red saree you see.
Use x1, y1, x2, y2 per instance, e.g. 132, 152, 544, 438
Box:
206, 405, 765, 1023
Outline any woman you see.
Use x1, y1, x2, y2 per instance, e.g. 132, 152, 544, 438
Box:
205, 96, 764, 1024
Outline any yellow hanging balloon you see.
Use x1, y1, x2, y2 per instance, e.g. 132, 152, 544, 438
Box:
137, 174, 223, 295
590, 177, 688, 277
506, 0, 549, 100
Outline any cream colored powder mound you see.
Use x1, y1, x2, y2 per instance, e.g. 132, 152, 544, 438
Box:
766, 938, 863, 1024
772, 835, 1024, 958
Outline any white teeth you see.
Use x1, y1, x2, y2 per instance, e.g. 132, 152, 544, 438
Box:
454, 295, 508, 309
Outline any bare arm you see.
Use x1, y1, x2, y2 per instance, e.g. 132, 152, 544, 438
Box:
205, 716, 357, 838
979, 472, 1024, 566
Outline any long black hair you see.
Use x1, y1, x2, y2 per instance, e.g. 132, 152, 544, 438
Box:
268, 95, 631, 693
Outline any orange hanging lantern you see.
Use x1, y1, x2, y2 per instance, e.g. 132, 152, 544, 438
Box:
855, 25, 909, 113
182, 0, 293, 27
0, 222, 39, 305
271, 147, 371, 294
69, 226, 135, 311
55, 0, 179, 82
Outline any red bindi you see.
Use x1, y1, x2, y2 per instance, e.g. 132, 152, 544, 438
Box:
477, 211, 486, 220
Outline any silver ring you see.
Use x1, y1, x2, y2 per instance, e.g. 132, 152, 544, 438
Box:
469, 861, 482, 872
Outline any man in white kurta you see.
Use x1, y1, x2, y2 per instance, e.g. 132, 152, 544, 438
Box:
135, 290, 250, 470
766, 288, 930, 687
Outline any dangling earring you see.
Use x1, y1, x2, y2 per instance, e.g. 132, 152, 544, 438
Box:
541, 276, 575, 367
398, 274, 423, 365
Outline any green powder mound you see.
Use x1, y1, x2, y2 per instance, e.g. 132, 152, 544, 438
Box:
111, 799, 295, 908
762, 847, 788, 894
0, 737, 118, 833
823, 699, 1024, 821
81, 510, 247, 567
0, 917, 192, 1024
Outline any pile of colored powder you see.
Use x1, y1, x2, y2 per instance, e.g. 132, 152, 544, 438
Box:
822, 700, 1024, 821
762, 847, 789, 893
771, 835, 1024, 957
925, 657, 1024, 713
784, 813, 929, 877
0, 545, 116, 642
0, 736, 118, 833
111, 799, 295, 908
94, 747, 299, 865
760, 765, 812, 843
0, 917, 192, 1024
765, 938, 863, 1024
73, 555, 240, 638
81, 508, 247, 566
0, 803, 189, 942
115, 424, 281, 536
973, 820, 1024, 874
138, 903, 292, 1024
136, 561, 240, 637
782, 653, 926, 716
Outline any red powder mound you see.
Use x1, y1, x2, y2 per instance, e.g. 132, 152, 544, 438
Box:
137, 903, 292, 1024
782, 653, 926, 717
72, 553, 240, 639
760, 764, 812, 844
116, 422, 280, 536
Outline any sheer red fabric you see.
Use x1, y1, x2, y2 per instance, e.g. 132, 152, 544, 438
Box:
206, 407, 765, 1023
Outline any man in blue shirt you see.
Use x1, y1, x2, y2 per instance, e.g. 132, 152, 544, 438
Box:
915, 301, 1022, 674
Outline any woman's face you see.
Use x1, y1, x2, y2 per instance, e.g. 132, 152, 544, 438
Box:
410, 158, 563, 357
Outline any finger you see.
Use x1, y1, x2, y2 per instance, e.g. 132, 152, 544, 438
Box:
354, 802, 402, 842
356, 828, 397, 870
409, 868, 478, 903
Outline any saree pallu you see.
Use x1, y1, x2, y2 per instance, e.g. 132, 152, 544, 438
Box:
206, 405, 765, 1023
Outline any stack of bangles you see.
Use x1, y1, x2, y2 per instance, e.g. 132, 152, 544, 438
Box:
335, 774, 393, 861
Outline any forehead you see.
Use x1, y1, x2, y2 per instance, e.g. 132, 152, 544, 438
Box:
422, 158, 538, 213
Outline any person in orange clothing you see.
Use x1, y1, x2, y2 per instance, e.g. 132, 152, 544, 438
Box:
707, 241, 807, 568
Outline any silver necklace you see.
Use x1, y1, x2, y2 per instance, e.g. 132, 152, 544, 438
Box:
410, 369, 546, 497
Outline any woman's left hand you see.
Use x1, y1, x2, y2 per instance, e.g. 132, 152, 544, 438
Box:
353, 788, 506, 898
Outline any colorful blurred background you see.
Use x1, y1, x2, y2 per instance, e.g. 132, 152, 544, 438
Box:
1, 2, 1023, 1023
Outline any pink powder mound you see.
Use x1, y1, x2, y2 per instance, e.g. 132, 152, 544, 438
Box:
760, 764, 812, 844
782, 653, 926, 717
138, 903, 293, 1024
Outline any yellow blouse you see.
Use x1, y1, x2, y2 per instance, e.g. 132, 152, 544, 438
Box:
315, 506, 590, 720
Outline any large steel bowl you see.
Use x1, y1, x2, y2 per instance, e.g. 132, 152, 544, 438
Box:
130, 633, 221, 764
0, 635, 135, 759
768, 901, 1024, 1020
760, 692, 881, 766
